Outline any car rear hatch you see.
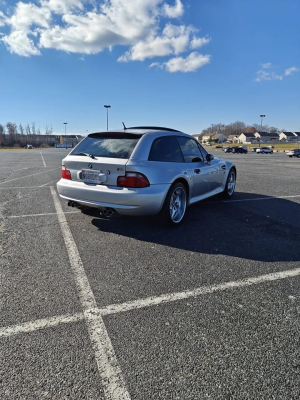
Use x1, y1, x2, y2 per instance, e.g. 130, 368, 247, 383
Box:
63, 132, 142, 186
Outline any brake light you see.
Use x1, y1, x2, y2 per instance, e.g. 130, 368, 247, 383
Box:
117, 172, 150, 188
61, 165, 72, 180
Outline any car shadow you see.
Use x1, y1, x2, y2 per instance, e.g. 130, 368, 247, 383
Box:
82, 192, 300, 262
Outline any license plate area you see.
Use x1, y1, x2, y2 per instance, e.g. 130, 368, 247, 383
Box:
82, 170, 104, 184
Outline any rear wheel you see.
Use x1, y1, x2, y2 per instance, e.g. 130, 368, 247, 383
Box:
161, 182, 187, 226
221, 169, 236, 199
297, 154, 300, 158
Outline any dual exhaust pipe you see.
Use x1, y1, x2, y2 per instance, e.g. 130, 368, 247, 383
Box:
102, 207, 114, 217
67, 201, 115, 217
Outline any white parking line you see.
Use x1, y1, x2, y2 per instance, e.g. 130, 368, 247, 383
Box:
0, 168, 57, 185
99, 267, 300, 315
1, 267, 300, 338
0, 313, 84, 338
40, 179, 58, 187
223, 194, 300, 203
50, 186, 131, 400
0, 186, 55, 189
40, 152, 47, 167
4, 211, 80, 219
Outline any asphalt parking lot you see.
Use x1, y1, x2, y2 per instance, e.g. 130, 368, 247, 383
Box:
0, 149, 300, 399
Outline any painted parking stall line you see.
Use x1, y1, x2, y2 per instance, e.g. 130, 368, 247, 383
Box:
40, 151, 47, 167
2, 266, 300, 338
0, 168, 58, 184
0, 313, 84, 338
50, 186, 131, 400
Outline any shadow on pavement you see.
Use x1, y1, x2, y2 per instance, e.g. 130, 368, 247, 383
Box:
81, 192, 300, 263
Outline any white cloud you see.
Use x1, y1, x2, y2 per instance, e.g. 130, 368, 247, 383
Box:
2, 29, 41, 56
118, 24, 197, 62
0, 11, 6, 27
153, 52, 210, 73
284, 66, 299, 76
40, 0, 84, 14
190, 36, 210, 49
9, 2, 51, 31
255, 64, 299, 82
0, 0, 212, 73
261, 62, 272, 69
255, 70, 283, 82
162, 0, 184, 18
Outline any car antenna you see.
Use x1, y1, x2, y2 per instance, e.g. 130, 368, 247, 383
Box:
122, 122, 127, 130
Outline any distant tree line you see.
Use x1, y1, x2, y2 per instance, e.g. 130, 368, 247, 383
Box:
200, 121, 285, 137
0, 122, 53, 147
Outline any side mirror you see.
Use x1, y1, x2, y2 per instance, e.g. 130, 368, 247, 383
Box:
206, 154, 214, 162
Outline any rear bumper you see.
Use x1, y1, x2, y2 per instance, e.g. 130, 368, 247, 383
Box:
57, 179, 170, 216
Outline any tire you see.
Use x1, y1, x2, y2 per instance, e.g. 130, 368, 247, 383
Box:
289, 156, 292, 158
221, 168, 236, 199
161, 182, 187, 226
297, 154, 300, 158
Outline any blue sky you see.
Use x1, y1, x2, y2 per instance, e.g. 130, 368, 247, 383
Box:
0, 0, 299, 135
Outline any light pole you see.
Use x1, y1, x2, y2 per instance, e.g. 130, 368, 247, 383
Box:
104, 105, 111, 130
259, 115, 265, 147
63, 122, 67, 148
260, 114, 266, 130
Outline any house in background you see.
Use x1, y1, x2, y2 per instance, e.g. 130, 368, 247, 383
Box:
279, 132, 298, 142
238, 132, 256, 143
211, 133, 227, 143
254, 131, 279, 143
227, 135, 239, 143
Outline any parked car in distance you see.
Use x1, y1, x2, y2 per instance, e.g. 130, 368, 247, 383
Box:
205, 142, 212, 146
252, 147, 259, 152
215, 145, 223, 149
256, 147, 273, 154
286, 149, 300, 158
57, 126, 237, 226
223, 147, 233, 153
25, 144, 33, 149
232, 146, 247, 154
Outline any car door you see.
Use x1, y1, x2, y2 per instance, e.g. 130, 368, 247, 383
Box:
176, 137, 217, 199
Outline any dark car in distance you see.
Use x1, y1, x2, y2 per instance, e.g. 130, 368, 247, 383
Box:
232, 146, 248, 154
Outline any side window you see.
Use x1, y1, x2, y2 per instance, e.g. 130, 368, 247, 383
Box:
177, 137, 203, 163
148, 136, 184, 163
197, 142, 208, 159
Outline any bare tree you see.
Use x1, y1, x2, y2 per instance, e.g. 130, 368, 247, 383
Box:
0, 124, 5, 146
45, 124, 53, 134
31, 121, 36, 135
25, 124, 31, 135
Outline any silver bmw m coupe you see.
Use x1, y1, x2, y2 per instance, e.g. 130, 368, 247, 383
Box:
57, 126, 236, 225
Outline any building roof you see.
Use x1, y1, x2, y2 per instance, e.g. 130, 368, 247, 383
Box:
293, 132, 300, 136
241, 132, 255, 137
281, 132, 295, 137
257, 131, 279, 137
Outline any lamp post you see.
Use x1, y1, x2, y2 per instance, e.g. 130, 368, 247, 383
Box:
259, 115, 265, 147
104, 105, 111, 130
63, 122, 67, 148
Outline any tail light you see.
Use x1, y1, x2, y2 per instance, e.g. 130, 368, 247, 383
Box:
117, 172, 150, 188
61, 165, 72, 180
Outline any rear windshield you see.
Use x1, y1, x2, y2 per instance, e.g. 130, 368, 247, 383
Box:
70, 136, 140, 159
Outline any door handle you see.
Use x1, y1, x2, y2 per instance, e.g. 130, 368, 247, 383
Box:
221, 165, 226, 170
194, 169, 201, 174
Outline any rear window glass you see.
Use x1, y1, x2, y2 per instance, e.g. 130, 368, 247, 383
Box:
148, 136, 184, 162
70, 136, 140, 159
